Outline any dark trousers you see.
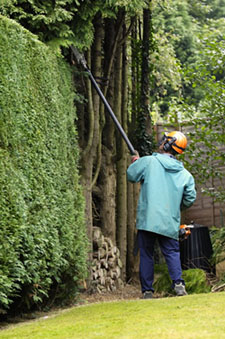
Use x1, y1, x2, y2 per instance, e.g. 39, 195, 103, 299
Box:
138, 230, 184, 293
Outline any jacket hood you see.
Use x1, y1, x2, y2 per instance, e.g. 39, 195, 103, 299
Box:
153, 152, 184, 172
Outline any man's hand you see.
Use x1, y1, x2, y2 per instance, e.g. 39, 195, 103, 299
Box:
131, 150, 140, 163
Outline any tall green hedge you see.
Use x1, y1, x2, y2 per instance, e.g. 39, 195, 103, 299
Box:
0, 16, 88, 314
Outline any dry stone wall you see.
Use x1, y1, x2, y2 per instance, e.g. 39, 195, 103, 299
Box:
91, 227, 124, 292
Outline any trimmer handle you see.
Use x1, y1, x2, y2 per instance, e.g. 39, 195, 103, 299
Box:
71, 46, 136, 155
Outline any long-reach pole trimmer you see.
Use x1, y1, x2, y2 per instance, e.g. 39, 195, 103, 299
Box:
71, 46, 136, 156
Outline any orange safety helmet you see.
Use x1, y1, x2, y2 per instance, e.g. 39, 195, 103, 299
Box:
162, 131, 187, 154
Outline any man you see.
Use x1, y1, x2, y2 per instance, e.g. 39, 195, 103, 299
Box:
127, 131, 196, 299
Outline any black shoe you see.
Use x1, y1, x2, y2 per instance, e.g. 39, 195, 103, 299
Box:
174, 283, 187, 296
142, 291, 154, 299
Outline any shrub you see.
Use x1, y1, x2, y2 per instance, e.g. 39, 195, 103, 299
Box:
210, 226, 225, 285
0, 16, 88, 314
153, 264, 211, 295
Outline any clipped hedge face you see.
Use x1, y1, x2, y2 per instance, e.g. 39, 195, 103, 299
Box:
0, 16, 88, 313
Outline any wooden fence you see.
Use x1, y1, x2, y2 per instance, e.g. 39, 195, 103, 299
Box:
155, 124, 225, 228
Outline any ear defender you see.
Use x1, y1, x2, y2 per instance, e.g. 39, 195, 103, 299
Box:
160, 131, 187, 154
163, 136, 177, 152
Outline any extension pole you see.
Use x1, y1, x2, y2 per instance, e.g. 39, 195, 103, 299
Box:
71, 46, 136, 155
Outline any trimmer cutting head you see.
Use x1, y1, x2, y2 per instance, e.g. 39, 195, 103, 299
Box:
71, 45, 87, 69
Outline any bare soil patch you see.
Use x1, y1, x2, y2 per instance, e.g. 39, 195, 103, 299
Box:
79, 281, 142, 305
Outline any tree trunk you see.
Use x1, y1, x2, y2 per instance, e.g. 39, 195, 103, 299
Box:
97, 18, 117, 242
98, 145, 117, 242
137, 6, 154, 156
141, 7, 152, 133
115, 13, 127, 280
77, 8, 155, 282
97, 14, 125, 243
127, 8, 155, 279
79, 15, 103, 263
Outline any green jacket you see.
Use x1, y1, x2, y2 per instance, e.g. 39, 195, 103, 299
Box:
127, 153, 196, 240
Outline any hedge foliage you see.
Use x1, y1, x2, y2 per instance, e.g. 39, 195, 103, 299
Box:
0, 16, 88, 314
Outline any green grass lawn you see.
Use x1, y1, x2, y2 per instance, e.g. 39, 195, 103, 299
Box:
1, 292, 225, 339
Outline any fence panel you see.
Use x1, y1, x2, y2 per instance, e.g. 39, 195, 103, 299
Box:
155, 124, 225, 228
